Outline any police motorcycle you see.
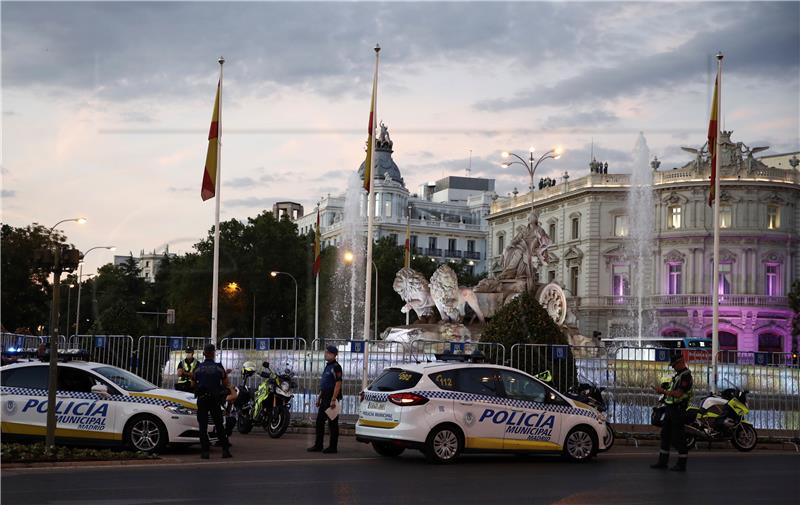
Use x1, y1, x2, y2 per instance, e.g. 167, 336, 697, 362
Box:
651, 376, 757, 452
535, 370, 615, 449
234, 360, 296, 438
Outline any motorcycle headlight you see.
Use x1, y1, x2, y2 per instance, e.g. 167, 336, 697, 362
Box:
281, 381, 290, 392
165, 405, 197, 416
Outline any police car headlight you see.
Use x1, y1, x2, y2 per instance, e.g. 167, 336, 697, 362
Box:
165, 405, 196, 416
280, 381, 290, 392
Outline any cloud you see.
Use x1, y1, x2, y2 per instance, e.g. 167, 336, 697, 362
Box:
476, 2, 799, 111
1, 189, 16, 198
543, 110, 620, 129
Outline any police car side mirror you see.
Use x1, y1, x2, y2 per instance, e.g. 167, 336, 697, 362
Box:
91, 384, 110, 398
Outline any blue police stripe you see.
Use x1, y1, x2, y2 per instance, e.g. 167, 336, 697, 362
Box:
363, 390, 598, 420
0, 386, 187, 408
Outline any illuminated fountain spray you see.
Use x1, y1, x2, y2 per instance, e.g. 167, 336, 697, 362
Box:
331, 172, 366, 339
627, 132, 655, 346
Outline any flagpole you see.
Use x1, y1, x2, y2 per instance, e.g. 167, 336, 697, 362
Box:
405, 204, 411, 326
211, 56, 224, 347
711, 51, 723, 393
362, 44, 380, 392
314, 204, 320, 345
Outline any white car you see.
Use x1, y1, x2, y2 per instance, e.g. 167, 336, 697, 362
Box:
1, 358, 203, 453
355, 360, 613, 463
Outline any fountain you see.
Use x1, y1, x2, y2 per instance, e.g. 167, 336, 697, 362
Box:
330, 172, 366, 339
627, 132, 655, 345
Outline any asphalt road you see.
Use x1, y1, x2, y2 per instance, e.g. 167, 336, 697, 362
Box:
2, 433, 798, 505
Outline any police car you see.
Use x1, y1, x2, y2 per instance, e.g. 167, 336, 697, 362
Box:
1, 356, 202, 453
355, 358, 613, 463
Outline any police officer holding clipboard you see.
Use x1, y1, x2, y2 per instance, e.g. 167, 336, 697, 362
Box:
192, 343, 232, 459
308, 345, 342, 454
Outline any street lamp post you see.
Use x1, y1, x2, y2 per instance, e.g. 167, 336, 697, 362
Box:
501, 146, 563, 220
75, 246, 115, 336
45, 217, 86, 452
270, 271, 298, 340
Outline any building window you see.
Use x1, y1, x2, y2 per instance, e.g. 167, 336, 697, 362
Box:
569, 266, 579, 296
612, 265, 630, 297
497, 234, 505, 253
375, 193, 382, 217
389, 233, 398, 246
667, 263, 682, 295
428, 237, 437, 250
467, 240, 475, 253
720, 205, 732, 229
718, 263, 732, 295
758, 333, 783, 353
383, 193, 393, 218
571, 217, 580, 240
410, 235, 418, 250
668, 205, 682, 229
548, 270, 556, 283
548, 223, 556, 243
448, 238, 457, 252
767, 205, 780, 229
765, 264, 780, 296
614, 215, 628, 237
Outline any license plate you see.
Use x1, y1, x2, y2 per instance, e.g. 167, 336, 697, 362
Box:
367, 401, 386, 411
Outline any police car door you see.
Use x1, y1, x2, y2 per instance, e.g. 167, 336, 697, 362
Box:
56, 366, 118, 442
498, 370, 562, 451
453, 367, 505, 450
0, 364, 50, 436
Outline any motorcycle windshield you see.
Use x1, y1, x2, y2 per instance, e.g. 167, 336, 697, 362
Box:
729, 397, 749, 416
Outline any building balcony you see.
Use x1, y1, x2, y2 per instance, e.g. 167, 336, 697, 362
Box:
424, 248, 443, 257
573, 294, 790, 309
444, 249, 462, 258
464, 251, 481, 260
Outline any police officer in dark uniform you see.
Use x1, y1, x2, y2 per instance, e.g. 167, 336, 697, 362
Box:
651, 353, 693, 472
308, 345, 342, 454
176, 346, 197, 393
192, 343, 232, 459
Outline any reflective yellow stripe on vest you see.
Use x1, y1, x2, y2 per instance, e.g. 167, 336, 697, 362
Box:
665, 369, 692, 404
178, 359, 197, 384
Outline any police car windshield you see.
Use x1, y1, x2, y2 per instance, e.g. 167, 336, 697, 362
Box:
94, 366, 157, 392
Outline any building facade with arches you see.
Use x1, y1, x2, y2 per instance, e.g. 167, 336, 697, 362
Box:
487, 133, 799, 354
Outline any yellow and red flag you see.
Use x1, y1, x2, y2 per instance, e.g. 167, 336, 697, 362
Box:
201, 80, 221, 201
312, 208, 321, 276
707, 73, 719, 206
363, 58, 378, 193
403, 211, 411, 268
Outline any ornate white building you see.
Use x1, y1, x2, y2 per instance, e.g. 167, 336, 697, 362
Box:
295, 126, 495, 274
487, 132, 799, 354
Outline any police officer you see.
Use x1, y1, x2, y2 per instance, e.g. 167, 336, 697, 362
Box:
192, 344, 232, 459
651, 353, 693, 472
176, 346, 197, 393
308, 345, 342, 454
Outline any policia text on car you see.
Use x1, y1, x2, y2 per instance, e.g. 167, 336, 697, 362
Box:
651, 353, 693, 472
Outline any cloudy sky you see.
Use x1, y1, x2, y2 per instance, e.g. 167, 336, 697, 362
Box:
2, 1, 798, 273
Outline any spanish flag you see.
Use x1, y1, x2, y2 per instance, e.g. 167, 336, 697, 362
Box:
312, 207, 321, 276
403, 211, 411, 268
363, 55, 379, 193
201, 80, 221, 201
707, 73, 719, 206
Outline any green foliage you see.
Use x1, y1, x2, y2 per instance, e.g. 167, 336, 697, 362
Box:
0, 223, 68, 334
481, 290, 576, 387
90, 300, 142, 337
1, 443, 157, 463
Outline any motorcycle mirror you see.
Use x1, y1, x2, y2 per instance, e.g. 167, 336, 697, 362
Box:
262, 361, 270, 368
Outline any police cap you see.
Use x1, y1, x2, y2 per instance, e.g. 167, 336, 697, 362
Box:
325, 345, 338, 355
185, 346, 195, 353
669, 353, 685, 366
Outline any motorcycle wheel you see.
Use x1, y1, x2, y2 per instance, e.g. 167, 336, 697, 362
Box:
237, 414, 253, 434
267, 406, 291, 438
731, 424, 757, 452
685, 435, 696, 450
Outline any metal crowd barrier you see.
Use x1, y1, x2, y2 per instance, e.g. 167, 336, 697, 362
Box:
136, 335, 208, 387
68, 335, 135, 371
1, 333, 68, 351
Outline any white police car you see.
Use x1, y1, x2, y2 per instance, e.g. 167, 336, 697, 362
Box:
356, 360, 613, 463
1, 358, 202, 453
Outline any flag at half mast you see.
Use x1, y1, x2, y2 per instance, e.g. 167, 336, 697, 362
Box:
362, 56, 379, 192
201, 80, 221, 201
707, 73, 720, 206
312, 207, 321, 276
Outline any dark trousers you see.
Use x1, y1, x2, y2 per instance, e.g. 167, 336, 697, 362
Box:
660, 404, 688, 456
314, 395, 339, 449
197, 395, 229, 452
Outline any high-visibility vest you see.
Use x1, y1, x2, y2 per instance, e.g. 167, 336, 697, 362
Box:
178, 359, 198, 384
665, 368, 693, 405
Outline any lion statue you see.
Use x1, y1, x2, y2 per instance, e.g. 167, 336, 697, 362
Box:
393, 267, 436, 322
429, 265, 485, 324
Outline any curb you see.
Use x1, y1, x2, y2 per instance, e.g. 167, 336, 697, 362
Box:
1, 457, 174, 469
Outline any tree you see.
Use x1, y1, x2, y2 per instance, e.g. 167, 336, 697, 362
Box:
0, 223, 68, 334
789, 279, 800, 353
480, 290, 576, 387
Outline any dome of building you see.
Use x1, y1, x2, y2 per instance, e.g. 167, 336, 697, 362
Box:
358, 123, 404, 186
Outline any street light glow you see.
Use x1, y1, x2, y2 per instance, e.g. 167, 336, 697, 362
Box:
501, 163, 510, 168
529, 146, 536, 153
343, 251, 354, 263
225, 281, 240, 292
77, 217, 88, 224
269, 271, 278, 277
501, 151, 510, 159
554, 146, 564, 158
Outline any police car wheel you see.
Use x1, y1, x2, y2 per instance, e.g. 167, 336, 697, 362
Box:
563, 427, 596, 462
372, 442, 405, 457
125, 415, 167, 454
424, 425, 463, 464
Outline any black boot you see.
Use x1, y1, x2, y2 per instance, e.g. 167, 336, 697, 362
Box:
670, 456, 687, 472
222, 447, 232, 459
650, 452, 669, 469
